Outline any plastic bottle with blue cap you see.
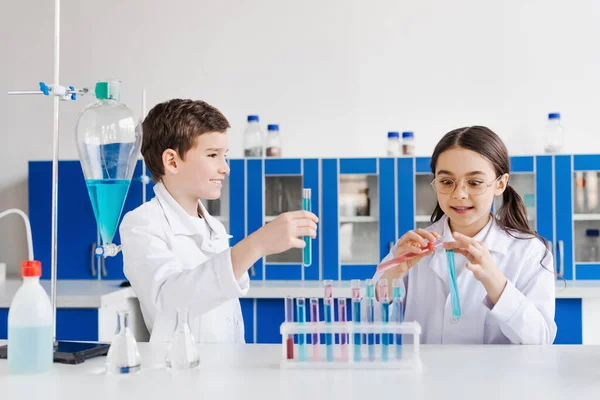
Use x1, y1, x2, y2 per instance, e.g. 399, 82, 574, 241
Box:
402, 131, 415, 156
386, 131, 400, 156
543, 113, 565, 153
584, 229, 600, 262
243, 115, 264, 157
266, 124, 281, 157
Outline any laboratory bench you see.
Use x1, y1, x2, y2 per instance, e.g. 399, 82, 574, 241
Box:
2, 279, 600, 345
0, 341, 599, 399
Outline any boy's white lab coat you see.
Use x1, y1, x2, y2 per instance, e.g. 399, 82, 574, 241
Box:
374, 215, 557, 344
119, 182, 249, 343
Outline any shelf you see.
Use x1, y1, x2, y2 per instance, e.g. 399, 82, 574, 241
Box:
573, 214, 600, 221
339, 216, 378, 223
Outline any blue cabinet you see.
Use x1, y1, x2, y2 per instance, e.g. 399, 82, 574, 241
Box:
0, 308, 98, 341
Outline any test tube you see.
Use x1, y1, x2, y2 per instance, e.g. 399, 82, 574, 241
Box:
296, 298, 307, 361
378, 279, 389, 362
337, 298, 348, 362
302, 189, 312, 267
285, 296, 294, 360
366, 279, 375, 361
446, 250, 461, 322
323, 280, 334, 361
391, 278, 403, 360
351, 279, 362, 362
310, 298, 320, 361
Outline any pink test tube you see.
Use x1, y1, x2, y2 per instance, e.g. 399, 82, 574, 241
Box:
338, 298, 348, 361
323, 279, 333, 298
310, 297, 320, 361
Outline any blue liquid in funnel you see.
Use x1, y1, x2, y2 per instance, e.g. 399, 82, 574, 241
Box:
86, 179, 131, 244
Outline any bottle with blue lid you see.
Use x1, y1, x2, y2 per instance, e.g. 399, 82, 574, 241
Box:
584, 229, 600, 262
402, 131, 415, 156
266, 124, 281, 157
543, 113, 565, 153
386, 131, 400, 156
243, 115, 264, 157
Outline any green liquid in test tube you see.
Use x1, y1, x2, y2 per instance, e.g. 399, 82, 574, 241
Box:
302, 189, 312, 267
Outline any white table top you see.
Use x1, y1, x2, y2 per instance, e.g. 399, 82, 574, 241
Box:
0, 342, 599, 400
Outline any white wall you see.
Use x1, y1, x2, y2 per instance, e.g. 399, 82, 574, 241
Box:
2, 0, 600, 276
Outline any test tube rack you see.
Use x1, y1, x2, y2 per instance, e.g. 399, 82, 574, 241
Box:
280, 321, 422, 370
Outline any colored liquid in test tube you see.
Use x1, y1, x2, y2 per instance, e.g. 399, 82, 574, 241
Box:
446, 250, 461, 322
285, 296, 294, 360
310, 298, 320, 361
366, 279, 375, 361
337, 298, 348, 361
323, 280, 334, 362
391, 278, 404, 360
302, 189, 312, 267
351, 279, 362, 362
296, 298, 307, 361
378, 279, 389, 362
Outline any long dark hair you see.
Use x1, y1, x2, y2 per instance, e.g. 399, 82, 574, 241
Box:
429, 126, 547, 248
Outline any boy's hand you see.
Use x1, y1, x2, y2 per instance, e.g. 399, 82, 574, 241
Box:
254, 211, 319, 256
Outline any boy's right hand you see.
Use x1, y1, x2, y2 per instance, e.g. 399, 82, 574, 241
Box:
384, 229, 440, 277
254, 211, 319, 256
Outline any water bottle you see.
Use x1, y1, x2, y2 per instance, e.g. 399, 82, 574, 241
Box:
266, 124, 282, 157
386, 132, 400, 156
7, 260, 53, 374
543, 113, 565, 153
585, 229, 600, 262
243, 115, 264, 157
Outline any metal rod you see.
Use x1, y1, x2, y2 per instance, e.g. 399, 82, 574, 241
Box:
141, 89, 147, 203
50, 0, 61, 343
8, 91, 44, 95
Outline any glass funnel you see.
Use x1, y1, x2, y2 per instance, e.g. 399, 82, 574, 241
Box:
75, 81, 142, 244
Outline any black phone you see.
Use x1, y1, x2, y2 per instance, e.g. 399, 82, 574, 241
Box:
0, 342, 110, 364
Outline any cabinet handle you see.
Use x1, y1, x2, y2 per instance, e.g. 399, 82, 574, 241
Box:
90, 243, 97, 277
558, 240, 564, 277
101, 256, 107, 277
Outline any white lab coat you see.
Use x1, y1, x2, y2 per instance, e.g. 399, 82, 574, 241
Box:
373, 215, 557, 344
119, 182, 249, 343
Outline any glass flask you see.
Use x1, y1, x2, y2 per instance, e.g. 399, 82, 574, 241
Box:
106, 310, 141, 374
75, 81, 142, 245
165, 308, 200, 369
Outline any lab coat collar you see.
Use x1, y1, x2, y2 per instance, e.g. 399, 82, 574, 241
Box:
153, 182, 231, 240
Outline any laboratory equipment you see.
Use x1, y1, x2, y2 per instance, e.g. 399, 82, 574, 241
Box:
376, 239, 443, 274
323, 279, 334, 361
309, 298, 320, 361
386, 131, 400, 156
584, 229, 600, 262
76, 80, 142, 256
351, 279, 362, 362
302, 188, 312, 267
543, 113, 565, 153
587, 172, 599, 211
165, 308, 200, 369
366, 279, 376, 361
402, 131, 415, 155
285, 296, 294, 360
391, 278, 404, 360
337, 298, 348, 361
243, 115, 264, 157
106, 310, 141, 374
7, 261, 53, 374
296, 298, 307, 361
266, 124, 281, 157
446, 250, 461, 322
378, 279, 390, 362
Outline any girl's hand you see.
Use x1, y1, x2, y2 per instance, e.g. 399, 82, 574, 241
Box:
443, 231, 507, 305
384, 229, 440, 277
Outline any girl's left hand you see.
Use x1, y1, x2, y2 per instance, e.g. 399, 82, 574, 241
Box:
443, 231, 507, 305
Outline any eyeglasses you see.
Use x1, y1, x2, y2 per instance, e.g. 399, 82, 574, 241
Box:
430, 176, 501, 196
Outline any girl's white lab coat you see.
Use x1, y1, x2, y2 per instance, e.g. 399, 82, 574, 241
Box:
119, 182, 249, 343
374, 215, 557, 344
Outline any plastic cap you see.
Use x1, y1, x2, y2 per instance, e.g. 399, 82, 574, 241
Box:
247, 115, 259, 122
586, 229, 599, 237
267, 124, 279, 131
402, 131, 414, 138
387, 131, 399, 138
22, 260, 42, 277
548, 113, 561, 120
95, 82, 109, 99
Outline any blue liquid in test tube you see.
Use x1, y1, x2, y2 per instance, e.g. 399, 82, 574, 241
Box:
351, 279, 362, 362
446, 250, 461, 321
392, 278, 404, 360
302, 189, 312, 267
366, 279, 375, 361
378, 279, 389, 362
323, 280, 334, 362
296, 298, 307, 361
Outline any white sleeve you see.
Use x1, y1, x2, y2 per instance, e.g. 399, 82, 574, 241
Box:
483, 250, 557, 344
119, 211, 249, 325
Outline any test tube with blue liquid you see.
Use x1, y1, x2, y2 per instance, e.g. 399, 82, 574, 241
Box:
366, 279, 375, 361
302, 189, 312, 267
338, 298, 348, 362
378, 279, 389, 362
323, 280, 334, 362
296, 297, 307, 361
391, 278, 403, 360
446, 249, 461, 321
351, 279, 362, 362
310, 298, 320, 361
